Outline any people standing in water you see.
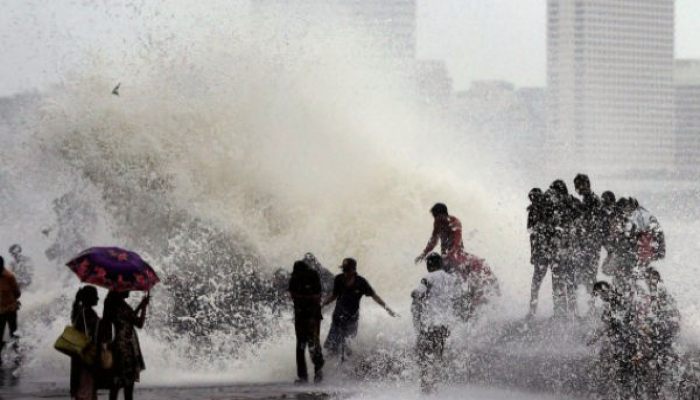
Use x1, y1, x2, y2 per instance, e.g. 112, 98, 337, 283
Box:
288, 260, 325, 384
103, 291, 149, 400
0, 256, 21, 363
70, 286, 101, 400
323, 258, 396, 358
411, 253, 458, 394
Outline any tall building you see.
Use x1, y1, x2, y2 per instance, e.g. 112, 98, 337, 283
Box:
547, 0, 675, 175
251, 0, 416, 60
674, 59, 700, 175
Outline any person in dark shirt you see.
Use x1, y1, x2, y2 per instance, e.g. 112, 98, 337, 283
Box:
573, 174, 604, 310
288, 260, 324, 383
322, 258, 396, 357
526, 187, 555, 318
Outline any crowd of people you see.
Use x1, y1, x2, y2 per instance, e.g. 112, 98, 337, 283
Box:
0, 178, 686, 398
527, 173, 679, 398
288, 203, 501, 393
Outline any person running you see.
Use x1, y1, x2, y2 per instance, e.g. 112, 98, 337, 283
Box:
0, 256, 21, 363
322, 258, 396, 357
411, 253, 459, 394
415, 203, 466, 272
526, 187, 554, 318
103, 291, 149, 400
288, 260, 324, 383
8, 244, 33, 290
70, 286, 101, 400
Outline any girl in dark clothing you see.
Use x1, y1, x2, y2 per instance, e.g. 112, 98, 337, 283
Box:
70, 286, 100, 400
103, 291, 149, 400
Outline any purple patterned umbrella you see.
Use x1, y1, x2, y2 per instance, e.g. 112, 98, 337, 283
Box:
66, 247, 160, 292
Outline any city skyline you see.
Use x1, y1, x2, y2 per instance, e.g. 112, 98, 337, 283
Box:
1, 0, 699, 96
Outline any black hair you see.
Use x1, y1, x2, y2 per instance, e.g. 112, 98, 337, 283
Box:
601, 191, 616, 205
549, 180, 568, 196
646, 267, 661, 281
71, 286, 98, 323
426, 253, 443, 272
592, 281, 610, 294
616, 197, 629, 209
342, 258, 357, 272
574, 173, 590, 187
0, 256, 4, 271
528, 188, 542, 202
430, 203, 448, 217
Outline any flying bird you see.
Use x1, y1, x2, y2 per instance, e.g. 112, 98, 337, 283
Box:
112, 82, 121, 96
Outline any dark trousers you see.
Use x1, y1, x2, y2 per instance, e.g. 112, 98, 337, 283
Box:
551, 257, 577, 318
0, 312, 18, 342
417, 325, 449, 393
294, 317, 324, 380
324, 314, 358, 356
529, 261, 549, 315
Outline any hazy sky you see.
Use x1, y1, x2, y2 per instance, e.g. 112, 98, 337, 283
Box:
1, 0, 699, 96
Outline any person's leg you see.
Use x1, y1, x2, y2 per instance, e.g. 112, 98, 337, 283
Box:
323, 319, 341, 355
123, 383, 134, 400
416, 330, 432, 393
529, 262, 548, 316
8, 311, 17, 337
295, 318, 309, 381
550, 262, 565, 318
562, 257, 578, 317
309, 318, 324, 382
109, 385, 120, 400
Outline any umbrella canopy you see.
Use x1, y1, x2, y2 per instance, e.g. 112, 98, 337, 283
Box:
66, 247, 160, 292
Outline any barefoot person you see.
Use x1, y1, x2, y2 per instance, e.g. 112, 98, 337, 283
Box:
323, 258, 396, 358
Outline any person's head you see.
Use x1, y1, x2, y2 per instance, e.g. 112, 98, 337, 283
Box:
430, 203, 448, 219
616, 197, 629, 214
601, 191, 616, 207
528, 188, 543, 204
72, 285, 99, 320
628, 197, 640, 210
549, 180, 569, 197
303, 252, 316, 264
76, 285, 99, 307
592, 281, 613, 301
341, 258, 357, 276
645, 267, 661, 286
8, 244, 21, 258
426, 253, 443, 273
573, 174, 591, 195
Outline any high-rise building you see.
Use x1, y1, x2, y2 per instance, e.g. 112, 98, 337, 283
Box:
251, 0, 416, 60
674, 59, 700, 175
547, 0, 675, 174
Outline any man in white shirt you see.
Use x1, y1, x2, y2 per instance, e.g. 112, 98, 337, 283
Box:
411, 253, 459, 393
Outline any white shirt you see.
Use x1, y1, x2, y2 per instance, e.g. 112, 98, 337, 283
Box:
411, 269, 459, 329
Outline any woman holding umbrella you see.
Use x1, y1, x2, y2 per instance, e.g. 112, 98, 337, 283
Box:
66, 247, 159, 400
103, 291, 149, 400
